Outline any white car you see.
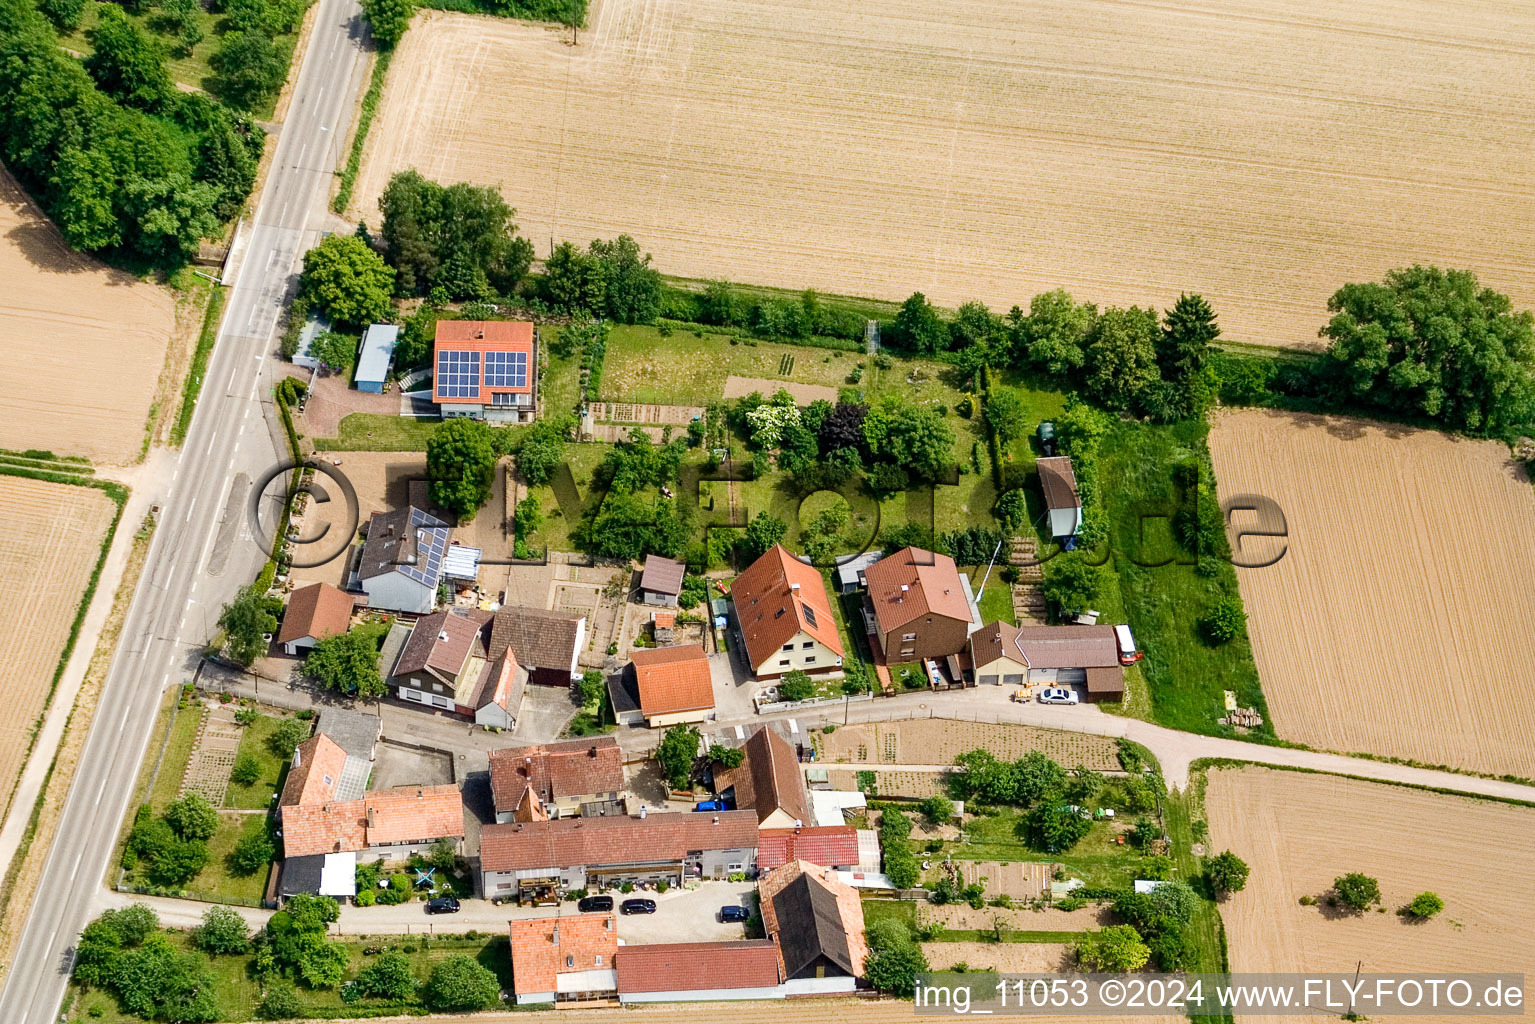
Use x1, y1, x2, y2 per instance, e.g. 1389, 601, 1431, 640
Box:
1038, 687, 1079, 705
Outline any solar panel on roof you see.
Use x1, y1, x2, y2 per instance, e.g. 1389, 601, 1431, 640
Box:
482, 350, 527, 388
436, 350, 480, 399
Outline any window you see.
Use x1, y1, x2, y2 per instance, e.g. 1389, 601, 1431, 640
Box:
802, 605, 818, 629
431, 681, 443, 692
728, 863, 742, 871
900, 648, 915, 657
801, 640, 814, 649
782, 643, 794, 651
322, 775, 334, 786
566, 955, 574, 968
779, 658, 790, 667
804, 656, 816, 665
403, 689, 423, 702
902, 632, 917, 641
594, 955, 603, 966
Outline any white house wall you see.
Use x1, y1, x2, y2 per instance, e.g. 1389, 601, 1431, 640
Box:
753, 631, 842, 680
783, 976, 857, 995
621, 985, 786, 1004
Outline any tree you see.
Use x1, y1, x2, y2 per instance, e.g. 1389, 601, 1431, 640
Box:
589, 235, 661, 324
1158, 293, 1219, 380
257, 982, 303, 1021
148, 838, 208, 886
655, 725, 700, 790
39, 0, 87, 30
1023, 803, 1091, 854
778, 669, 814, 702
1320, 266, 1535, 435
919, 794, 954, 824
1040, 555, 1105, 620
112, 932, 220, 1023
308, 330, 358, 372
230, 827, 274, 876
423, 955, 501, 1011
306, 629, 385, 697
864, 918, 928, 997
427, 417, 498, 520
542, 241, 598, 312
1085, 305, 1162, 412
231, 752, 261, 786
209, 31, 287, 111
1199, 594, 1246, 645
1205, 850, 1250, 899
950, 300, 1000, 359
995, 489, 1026, 531
300, 234, 395, 327
862, 395, 955, 480
379, 171, 535, 297
1075, 924, 1150, 972
741, 511, 787, 561
357, 950, 418, 999
983, 387, 1029, 444
1012, 751, 1067, 806
216, 585, 276, 667
295, 936, 351, 987
708, 744, 744, 769
268, 717, 311, 757
578, 669, 605, 713
894, 291, 945, 354
1332, 872, 1381, 912
361, 0, 414, 48
85, 7, 172, 111
817, 401, 867, 455
1405, 891, 1444, 920
516, 419, 569, 485
1020, 289, 1096, 376
192, 906, 250, 956
165, 793, 219, 841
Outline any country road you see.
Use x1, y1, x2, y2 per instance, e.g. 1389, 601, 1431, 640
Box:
0, 0, 371, 1019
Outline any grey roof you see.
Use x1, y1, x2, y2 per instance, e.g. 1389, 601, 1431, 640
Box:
358, 507, 450, 587
279, 854, 325, 897
641, 555, 685, 595
1036, 457, 1081, 511
356, 324, 398, 385
771, 873, 855, 978
317, 708, 381, 762
835, 549, 883, 590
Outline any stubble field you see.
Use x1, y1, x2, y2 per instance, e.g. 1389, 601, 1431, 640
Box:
0, 475, 118, 820
1206, 767, 1535, 1024
1208, 409, 1535, 778
352, 0, 1535, 348
0, 169, 175, 464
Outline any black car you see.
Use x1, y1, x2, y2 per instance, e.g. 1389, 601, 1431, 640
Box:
719, 905, 750, 923
425, 896, 460, 914
578, 895, 614, 913
619, 898, 657, 915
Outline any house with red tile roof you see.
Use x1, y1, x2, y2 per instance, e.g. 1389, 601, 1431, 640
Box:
479, 810, 758, 903
433, 320, 538, 424
730, 545, 845, 682
757, 860, 868, 994
616, 940, 783, 1004
756, 825, 860, 872
279, 784, 465, 860
488, 737, 624, 822
278, 582, 355, 655
862, 546, 979, 664
508, 914, 618, 1005
969, 620, 1124, 701
626, 644, 714, 727
712, 726, 809, 829
277, 734, 350, 810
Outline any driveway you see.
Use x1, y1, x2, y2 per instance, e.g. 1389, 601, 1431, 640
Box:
615, 879, 756, 944
709, 650, 758, 721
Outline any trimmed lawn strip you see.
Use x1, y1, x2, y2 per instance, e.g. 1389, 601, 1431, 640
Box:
976, 573, 1015, 626
600, 325, 864, 406
860, 898, 918, 931
170, 285, 224, 446
148, 701, 204, 813
313, 412, 440, 451
331, 49, 393, 214
950, 813, 1143, 890
224, 713, 290, 810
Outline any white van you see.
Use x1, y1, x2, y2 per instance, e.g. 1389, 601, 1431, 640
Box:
1114, 624, 1142, 665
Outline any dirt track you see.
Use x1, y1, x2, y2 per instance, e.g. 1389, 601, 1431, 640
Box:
0, 476, 117, 822
1208, 410, 1535, 778
353, 0, 1535, 348
0, 169, 174, 464
1207, 767, 1535, 1024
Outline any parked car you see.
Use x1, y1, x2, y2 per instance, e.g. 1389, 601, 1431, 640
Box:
620, 898, 658, 915
578, 895, 614, 913
425, 896, 460, 914
1038, 687, 1079, 705
1114, 623, 1144, 664
695, 799, 727, 812
1038, 421, 1058, 456
719, 905, 750, 923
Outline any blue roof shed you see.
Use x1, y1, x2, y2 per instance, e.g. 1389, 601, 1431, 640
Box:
356, 324, 399, 393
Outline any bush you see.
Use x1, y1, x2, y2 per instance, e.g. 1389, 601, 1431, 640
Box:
423, 955, 501, 1011
230, 828, 274, 876
357, 950, 418, 1000
258, 982, 303, 1020
268, 717, 311, 757
231, 752, 262, 787
1404, 891, 1444, 920
1332, 872, 1381, 912
864, 918, 928, 997
918, 795, 954, 825
353, 887, 376, 907
1204, 850, 1250, 899
777, 669, 815, 703
1075, 924, 1150, 972
192, 906, 250, 956
1199, 594, 1247, 645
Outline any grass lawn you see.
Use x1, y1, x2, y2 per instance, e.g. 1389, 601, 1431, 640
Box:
148, 700, 203, 813
193, 813, 271, 905
312, 412, 441, 451
600, 325, 864, 406
950, 813, 1145, 890
934, 929, 1087, 943
975, 573, 1015, 625
70, 932, 514, 1023
539, 332, 583, 417
1096, 419, 1269, 737
860, 898, 918, 931
526, 442, 611, 550
57, 1, 301, 120
224, 713, 291, 810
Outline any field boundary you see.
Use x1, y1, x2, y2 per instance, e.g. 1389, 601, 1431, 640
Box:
331, 49, 392, 215
1190, 758, 1535, 810
170, 285, 227, 446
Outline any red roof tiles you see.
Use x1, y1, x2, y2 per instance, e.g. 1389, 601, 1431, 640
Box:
615, 940, 781, 994
629, 644, 714, 718
277, 582, 354, 645
488, 737, 623, 812
480, 811, 758, 873
864, 546, 974, 634
756, 826, 860, 872
730, 545, 844, 670
509, 914, 617, 997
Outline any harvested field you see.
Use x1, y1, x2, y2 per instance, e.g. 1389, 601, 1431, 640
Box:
0, 476, 118, 820
433, 1002, 1183, 1024
353, 0, 1535, 349
922, 941, 1073, 973
815, 719, 1121, 772
0, 168, 174, 463
1206, 767, 1535, 1024
1209, 410, 1535, 777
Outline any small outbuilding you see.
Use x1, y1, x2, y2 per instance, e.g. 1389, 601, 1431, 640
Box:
355, 324, 398, 393
640, 555, 685, 607
1036, 456, 1083, 541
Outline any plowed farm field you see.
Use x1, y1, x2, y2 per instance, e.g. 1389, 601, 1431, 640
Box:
1208, 410, 1535, 778
1207, 768, 1535, 1024
352, 0, 1535, 349
0, 169, 174, 463
0, 476, 117, 819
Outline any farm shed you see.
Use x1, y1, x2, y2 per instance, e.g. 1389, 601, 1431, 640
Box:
640, 554, 685, 606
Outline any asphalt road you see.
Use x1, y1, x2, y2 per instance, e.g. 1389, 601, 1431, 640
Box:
0, 2, 370, 1019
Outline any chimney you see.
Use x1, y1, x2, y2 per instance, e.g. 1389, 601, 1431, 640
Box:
366, 806, 376, 827
552, 923, 559, 945
790, 583, 800, 592
293, 747, 303, 767
793, 819, 802, 829
712, 814, 719, 825
640, 805, 647, 819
